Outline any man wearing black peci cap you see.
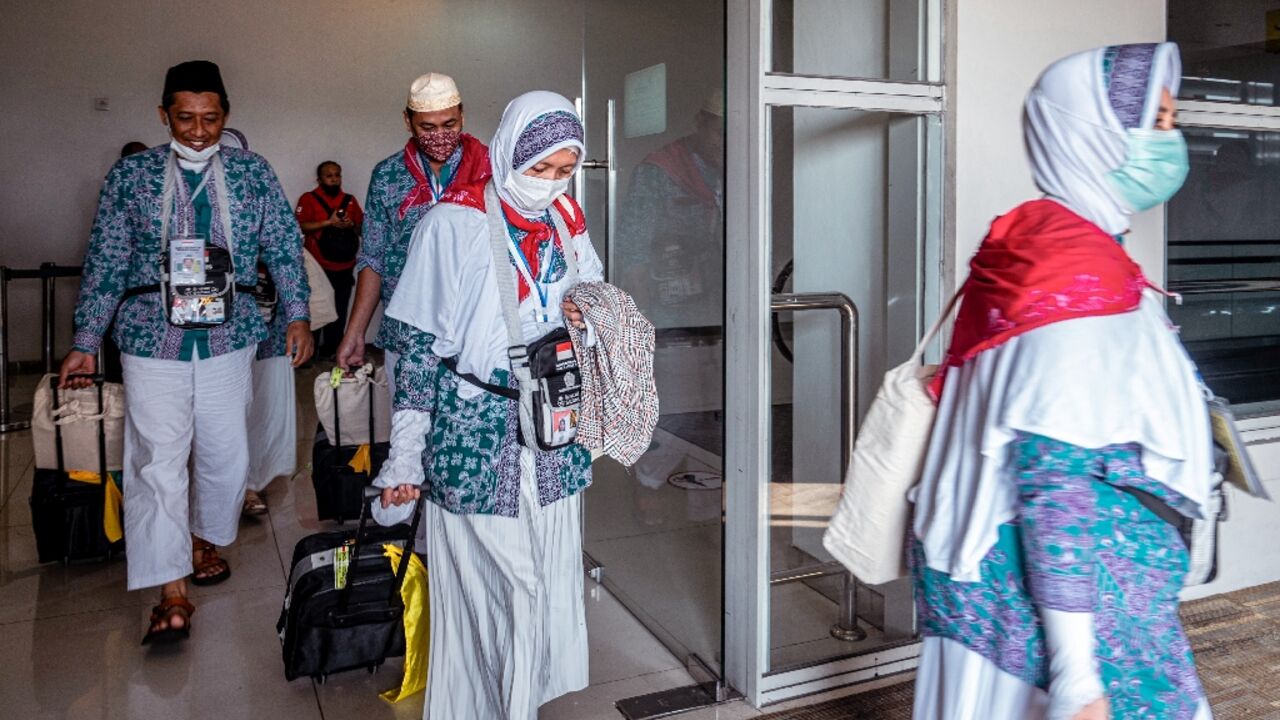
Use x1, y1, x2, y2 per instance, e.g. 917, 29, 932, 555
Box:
59, 60, 313, 646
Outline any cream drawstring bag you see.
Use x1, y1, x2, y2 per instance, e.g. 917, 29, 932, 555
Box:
822, 294, 959, 585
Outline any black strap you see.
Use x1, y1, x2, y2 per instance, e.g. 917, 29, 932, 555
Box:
441, 356, 518, 400
123, 283, 257, 300
310, 191, 353, 216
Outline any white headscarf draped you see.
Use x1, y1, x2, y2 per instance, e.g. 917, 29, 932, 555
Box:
912, 43, 1213, 583
489, 91, 585, 218
1024, 42, 1181, 234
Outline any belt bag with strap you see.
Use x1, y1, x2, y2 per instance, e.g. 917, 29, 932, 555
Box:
122, 246, 256, 330
442, 183, 582, 452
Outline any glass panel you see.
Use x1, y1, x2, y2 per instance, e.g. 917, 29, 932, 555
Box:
1169, 0, 1280, 105
771, 0, 938, 82
1167, 127, 1280, 411
580, 0, 726, 675
766, 106, 941, 672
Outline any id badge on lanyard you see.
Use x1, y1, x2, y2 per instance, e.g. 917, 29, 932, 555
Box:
507, 234, 554, 324
165, 167, 227, 327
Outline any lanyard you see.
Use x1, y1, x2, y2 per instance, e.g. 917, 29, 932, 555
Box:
504, 223, 556, 324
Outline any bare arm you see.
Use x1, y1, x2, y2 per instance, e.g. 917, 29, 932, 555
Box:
335, 266, 382, 368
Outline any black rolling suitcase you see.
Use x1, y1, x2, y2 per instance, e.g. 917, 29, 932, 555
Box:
29, 375, 124, 564
312, 375, 390, 524
278, 486, 422, 682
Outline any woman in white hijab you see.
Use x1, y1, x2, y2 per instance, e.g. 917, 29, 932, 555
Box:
373, 91, 602, 720
910, 43, 1213, 720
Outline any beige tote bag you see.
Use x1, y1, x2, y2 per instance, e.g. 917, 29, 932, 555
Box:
822, 294, 959, 585
304, 250, 338, 331
32, 374, 125, 473
312, 363, 391, 446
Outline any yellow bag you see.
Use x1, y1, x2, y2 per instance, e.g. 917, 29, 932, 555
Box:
67, 470, 124, 543
379, 544, 428, 703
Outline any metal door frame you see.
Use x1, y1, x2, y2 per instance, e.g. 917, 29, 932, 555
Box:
724, 0, 951, 707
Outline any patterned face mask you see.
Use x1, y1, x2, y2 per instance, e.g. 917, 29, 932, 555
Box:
414, 129, 461, 162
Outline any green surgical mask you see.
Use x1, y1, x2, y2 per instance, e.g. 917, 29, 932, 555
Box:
1105, 128, 1190, 212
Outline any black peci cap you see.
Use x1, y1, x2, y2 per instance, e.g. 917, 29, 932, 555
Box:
162, 60, 227, 105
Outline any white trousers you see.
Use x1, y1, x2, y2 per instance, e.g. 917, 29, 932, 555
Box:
421, 449, 589, 720
121, 346, 254, 590
247, 355, 296, 492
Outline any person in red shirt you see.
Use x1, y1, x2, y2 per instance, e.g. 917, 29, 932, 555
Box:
296, 161, 364, 359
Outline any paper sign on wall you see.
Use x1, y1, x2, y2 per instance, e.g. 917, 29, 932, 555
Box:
624, 63, 667, 138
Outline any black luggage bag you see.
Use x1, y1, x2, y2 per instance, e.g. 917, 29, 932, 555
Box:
29, 375, 124, 564
311, 376, 390, 524
278, 486, 422, 682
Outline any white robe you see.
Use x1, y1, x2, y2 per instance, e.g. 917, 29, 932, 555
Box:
246, 354, 296, 492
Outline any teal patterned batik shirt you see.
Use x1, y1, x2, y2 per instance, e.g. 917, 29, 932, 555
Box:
72, 145, 310, 360
357, 145, 463, 351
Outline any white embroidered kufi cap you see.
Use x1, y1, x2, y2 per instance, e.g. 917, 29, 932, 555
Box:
407, 73, 462, 112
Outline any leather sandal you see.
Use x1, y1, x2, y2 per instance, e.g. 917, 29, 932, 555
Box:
242, 490, 268, 516
142, 594, 195, 645
191, 541, 232, 586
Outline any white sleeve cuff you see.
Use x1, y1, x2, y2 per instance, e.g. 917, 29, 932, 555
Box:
1042, 608, 1106, 720
580, 315, 599, 348
370, 408, 431, 527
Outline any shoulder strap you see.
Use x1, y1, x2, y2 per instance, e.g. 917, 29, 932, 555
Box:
310, 190, 334, 214
339, 194, 353, 212
483, 181, 528, 350
441, 356, 519, 399
909, 289, 963, 364
550, 197, 579, 286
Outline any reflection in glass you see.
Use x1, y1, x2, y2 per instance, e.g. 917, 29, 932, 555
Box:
1170, 0, 1280, 103
1166, 128, 1280, 409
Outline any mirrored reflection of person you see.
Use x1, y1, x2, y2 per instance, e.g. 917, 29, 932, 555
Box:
58, 61, 313, 646
335, 73, 491, 390
373, 92, 601, 719
618, 89, 724, 331
910, 43, 1214, 720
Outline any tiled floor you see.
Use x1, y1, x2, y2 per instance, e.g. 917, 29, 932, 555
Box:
0, 369, 899, 719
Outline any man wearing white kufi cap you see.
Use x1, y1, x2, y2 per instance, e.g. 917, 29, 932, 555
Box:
336, 73, 491, 388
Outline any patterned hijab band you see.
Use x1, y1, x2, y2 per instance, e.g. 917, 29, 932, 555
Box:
1103, 44, 1160, 130
511, 111, 584, 171
1022, 42, 1181, 234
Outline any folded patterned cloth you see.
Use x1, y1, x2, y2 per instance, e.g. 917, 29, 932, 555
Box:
566, 282, 658, 467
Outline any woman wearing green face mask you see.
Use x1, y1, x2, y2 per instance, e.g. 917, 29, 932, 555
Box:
910, 44, 1215, 720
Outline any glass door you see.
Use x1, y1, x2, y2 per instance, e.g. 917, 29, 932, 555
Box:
725, 0, 947, 707
577, 0, 728, 692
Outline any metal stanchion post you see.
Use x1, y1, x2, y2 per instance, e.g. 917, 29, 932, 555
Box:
0, 266, 32, 432
830, 572, 867, 642
41, 262, 56, 375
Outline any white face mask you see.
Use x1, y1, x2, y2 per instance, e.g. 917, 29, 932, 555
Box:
503, 171, 571, 213
169, 139, 221, 168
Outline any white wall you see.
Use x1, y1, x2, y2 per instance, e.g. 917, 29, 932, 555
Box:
0, 0, 585, 362
952, 0, 1168, 288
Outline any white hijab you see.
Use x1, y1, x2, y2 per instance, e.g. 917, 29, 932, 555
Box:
913, 44, 1213, 582
1024, 42, 1181, 234
489, 90, 585, 218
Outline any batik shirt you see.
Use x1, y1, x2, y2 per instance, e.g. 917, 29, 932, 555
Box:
356, 145, 462, 350
384, 317, 592, 517
72, 145, 309, 360
914, 433, 1207, 719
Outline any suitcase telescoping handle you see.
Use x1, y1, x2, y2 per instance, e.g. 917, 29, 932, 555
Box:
330, 365, 378, 448
49, 373, 109, 491
335, 486, 423, 612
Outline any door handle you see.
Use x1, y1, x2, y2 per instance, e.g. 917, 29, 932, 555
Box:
770, 290, 865, 643
770, 292, 859, 466
573, 98, 617, 281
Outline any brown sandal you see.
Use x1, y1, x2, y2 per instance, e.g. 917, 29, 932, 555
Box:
192, 541, 232, 586
142, 594, 195, 645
